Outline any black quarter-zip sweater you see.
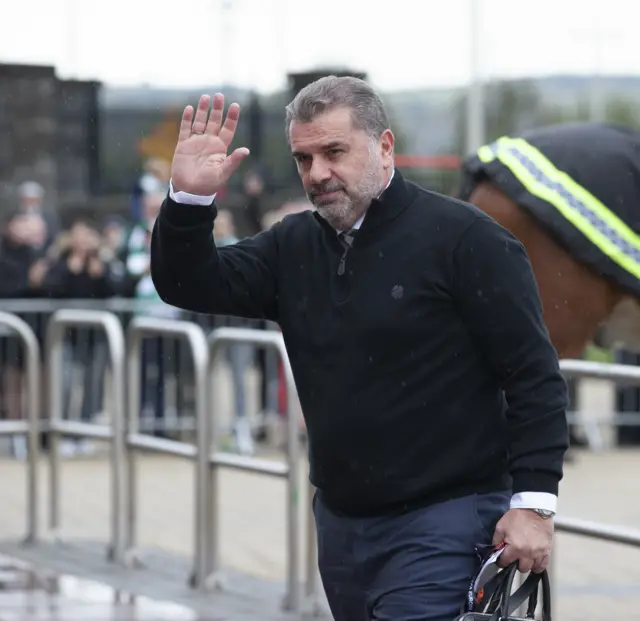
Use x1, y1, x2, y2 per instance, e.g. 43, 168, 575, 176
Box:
151, 170, 569, 517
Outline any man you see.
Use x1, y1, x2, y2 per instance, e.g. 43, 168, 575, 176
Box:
150, 76, 569, 621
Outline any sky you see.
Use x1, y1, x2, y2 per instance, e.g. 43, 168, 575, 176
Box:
2, 0, 640, 93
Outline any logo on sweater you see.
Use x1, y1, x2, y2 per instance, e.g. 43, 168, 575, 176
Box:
391, 285, 404, 299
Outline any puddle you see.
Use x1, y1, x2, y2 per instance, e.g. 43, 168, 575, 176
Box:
0, 555, 197, 620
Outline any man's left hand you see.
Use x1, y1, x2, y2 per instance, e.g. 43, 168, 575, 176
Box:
492, 509, 554, 573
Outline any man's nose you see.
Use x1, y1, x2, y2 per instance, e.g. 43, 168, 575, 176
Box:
308, 158, 332, 184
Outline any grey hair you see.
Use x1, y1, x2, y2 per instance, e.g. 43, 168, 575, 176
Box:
284, 75, 389, 143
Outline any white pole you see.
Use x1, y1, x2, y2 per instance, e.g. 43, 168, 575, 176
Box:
466, 0, 485, 154
588, 10, 606, 122
66, 0, 79, 78
220, 0, 234, 88
570, 15, 625, 123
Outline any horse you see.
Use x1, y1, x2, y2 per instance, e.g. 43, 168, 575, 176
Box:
457, 121, 640, 361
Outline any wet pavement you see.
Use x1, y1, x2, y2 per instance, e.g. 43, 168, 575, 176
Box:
0, 448, 639, 620
0, 555, 197, 620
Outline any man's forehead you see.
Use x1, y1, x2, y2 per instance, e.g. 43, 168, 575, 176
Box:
289, 108, 356, 147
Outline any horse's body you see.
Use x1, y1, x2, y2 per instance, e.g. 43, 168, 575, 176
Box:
458, 122, 640, 359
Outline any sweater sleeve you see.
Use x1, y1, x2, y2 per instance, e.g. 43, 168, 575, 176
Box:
150, 196, 279, 321
453, 216, 569, 496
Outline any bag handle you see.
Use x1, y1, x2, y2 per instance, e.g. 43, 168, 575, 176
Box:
486, 562, 552, 620
505, 568, 552, 620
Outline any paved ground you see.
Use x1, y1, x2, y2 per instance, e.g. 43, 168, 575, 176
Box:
0, 447, 638, 620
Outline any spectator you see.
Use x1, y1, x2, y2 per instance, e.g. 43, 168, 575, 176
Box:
238, 168, 267, 237
102, 216, 128, 260
130, 158, 170, 222
262, 198, 313, 229
42, 218, 123, 456
16, 181, 59, 249
213, 209, 253, 455
124, 190, 176, 438
42, 218, 123, 300
0, 210, 50, 458
0, 211, 49, 299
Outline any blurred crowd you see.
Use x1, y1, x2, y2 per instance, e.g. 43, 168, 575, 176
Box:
0, 158, 313, 459
0, 159, 312, 305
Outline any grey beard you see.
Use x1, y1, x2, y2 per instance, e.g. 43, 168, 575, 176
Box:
311, 147, 387, 230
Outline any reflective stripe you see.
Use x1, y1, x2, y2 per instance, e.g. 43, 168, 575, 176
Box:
477, 136, 640, 279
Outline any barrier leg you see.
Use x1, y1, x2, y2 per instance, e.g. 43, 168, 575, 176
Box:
0, 311, 41, 545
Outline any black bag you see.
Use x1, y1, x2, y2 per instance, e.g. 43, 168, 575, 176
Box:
454, 562, 552, 620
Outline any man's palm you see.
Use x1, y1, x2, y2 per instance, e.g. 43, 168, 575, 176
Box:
171, 93, 250, 196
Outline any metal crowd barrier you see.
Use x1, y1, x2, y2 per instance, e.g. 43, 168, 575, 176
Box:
550, 517, 640, 614
0, 299, 276, 439
305, 482, 321, 616
124, 316, 210, 590
206, 326, 304, 613
547, 358, 640, 613
560, 358, 640, 383
45, 309, 126, 562
6, 309, 640, 618
0, 311, 41, 544
562, 358, 640, 450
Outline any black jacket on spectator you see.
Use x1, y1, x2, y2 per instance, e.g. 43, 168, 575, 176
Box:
0, 241, 44, 298
150, 170, 569, 516
42, 252, 121, 299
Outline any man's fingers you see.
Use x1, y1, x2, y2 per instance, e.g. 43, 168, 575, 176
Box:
492, 527, 504, 547
518, 557, 534, 573
221, 148, 251, 180
531, 554, 549, 574
497, 544, 516, 568
178, 105, 195, 142
497, 544, 547, 575
178, 94, 239, 143
218, 103, 241, 147
206, 94, 225, 135
192, 95, 211, 134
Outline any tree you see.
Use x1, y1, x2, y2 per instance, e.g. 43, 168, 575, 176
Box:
606, 96, 640, 127
541, 94, 640, 129
380, 102, 409, 156
450, 79, 545, 158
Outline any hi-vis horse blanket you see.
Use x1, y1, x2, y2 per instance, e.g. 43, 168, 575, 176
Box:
460, 122, 640, 298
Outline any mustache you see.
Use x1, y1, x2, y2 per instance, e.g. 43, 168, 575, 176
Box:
308, 181, 344, 199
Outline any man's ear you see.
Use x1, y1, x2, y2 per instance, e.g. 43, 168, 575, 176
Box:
380, 129, 395, 166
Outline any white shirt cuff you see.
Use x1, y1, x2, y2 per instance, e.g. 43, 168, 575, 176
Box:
168, 179, 216, 206
510, 492, 557, 514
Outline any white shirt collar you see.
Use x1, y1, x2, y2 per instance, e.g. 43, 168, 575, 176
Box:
339, 168, 395, 234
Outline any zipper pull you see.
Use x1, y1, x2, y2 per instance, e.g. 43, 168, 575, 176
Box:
337, 251, 347, 275
337, 230, 354, 276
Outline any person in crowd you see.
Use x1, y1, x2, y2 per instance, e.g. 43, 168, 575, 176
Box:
102, 215, 128, 260
42, 218, 123, 300
125, 190, 177, 438
130, 158, 170, 222
0, 209, 50, 458
212, 209, 254, 455
41, 217, 123, 456
16, 180, 59, 249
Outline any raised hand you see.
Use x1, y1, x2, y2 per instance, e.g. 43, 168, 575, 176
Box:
171, 93, 250, 196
